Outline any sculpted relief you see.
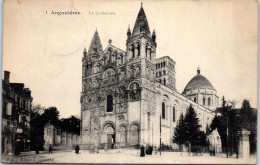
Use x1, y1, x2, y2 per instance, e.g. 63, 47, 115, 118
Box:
129, 82, 141, 101
102, 67, 117, 85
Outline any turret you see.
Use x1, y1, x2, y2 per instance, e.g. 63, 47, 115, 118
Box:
152, 30, 156, 42
83, 48, 87, 57
127, 25, 131, 39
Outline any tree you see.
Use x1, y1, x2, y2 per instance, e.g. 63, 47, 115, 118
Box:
60, 115, 80, 134
173, 113, 185, 151
210, 116, 220, 132
183, 105, 207, 152
42, 107, 60, 125
210, 98, 257, 155
30, 106, 60, 150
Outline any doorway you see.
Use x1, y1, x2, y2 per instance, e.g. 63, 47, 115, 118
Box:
107, 134, 115, 149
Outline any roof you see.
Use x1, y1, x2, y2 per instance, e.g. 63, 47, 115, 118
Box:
132, 6, 151, 37
183, 68, 215, 93
88, 30, 103, 55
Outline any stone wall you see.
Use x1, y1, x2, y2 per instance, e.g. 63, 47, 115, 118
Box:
44, 123, 80, 150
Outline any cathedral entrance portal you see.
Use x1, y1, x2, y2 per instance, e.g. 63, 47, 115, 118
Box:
107, 134, 115, 149
104, 124, 115, 149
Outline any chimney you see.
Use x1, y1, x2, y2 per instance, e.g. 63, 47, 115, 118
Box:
4, 71, 10, 83
24, 88, 31, 97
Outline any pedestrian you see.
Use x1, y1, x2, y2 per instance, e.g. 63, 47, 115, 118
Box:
75, 145, 80, 154
148, 146, 153, 155
140, 145, 145, 157
35, 144, 39, 154
49, 144, 52, 154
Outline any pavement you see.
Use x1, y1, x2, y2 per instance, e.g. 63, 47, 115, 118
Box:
1, 149, 257, 164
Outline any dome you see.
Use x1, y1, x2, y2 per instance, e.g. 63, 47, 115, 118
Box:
183, 67, 215, 93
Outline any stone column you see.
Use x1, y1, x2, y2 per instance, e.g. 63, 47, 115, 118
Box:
238, 129, 250, 158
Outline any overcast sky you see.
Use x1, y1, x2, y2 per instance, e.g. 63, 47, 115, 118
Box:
3, 0, 258, 118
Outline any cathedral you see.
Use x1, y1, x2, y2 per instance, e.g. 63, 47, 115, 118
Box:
80, 4, 218, 149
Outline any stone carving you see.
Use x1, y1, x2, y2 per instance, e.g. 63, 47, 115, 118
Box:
119, 86, 127, 102
102, 67, 117, 84
99, 106, 105, 116
83, 78, 92, 88
129, 82, 141, 101
119, 69, 126, 81
118, 114, 125, 120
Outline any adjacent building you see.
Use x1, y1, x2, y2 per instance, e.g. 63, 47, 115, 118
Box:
80, 5, 218, 149
2, 71, 33, 154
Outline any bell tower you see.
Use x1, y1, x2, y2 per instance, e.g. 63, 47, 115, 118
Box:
126, 4, 157, 79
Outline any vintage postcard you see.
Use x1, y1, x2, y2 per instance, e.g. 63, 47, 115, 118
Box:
1, 0, 258, 164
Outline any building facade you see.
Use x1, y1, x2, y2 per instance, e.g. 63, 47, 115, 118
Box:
2, 71, 33, 154
80, 5, 218, 149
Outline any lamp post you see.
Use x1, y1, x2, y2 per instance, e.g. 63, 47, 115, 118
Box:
226, 110, 229, 158
160, 115, 161, 156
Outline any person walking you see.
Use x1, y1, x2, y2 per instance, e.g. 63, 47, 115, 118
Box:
140, 145, 145, 157
49, 144, 53, 154
35, 144, 39, 154
75, 145, 80, 154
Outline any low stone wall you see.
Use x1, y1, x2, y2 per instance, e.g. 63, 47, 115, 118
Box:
44, 123, 80, 151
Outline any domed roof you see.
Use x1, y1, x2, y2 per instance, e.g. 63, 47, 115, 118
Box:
183, 67, 215, 93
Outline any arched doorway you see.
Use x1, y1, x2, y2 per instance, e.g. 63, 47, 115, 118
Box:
130, 124, 139, 145
119, 125, 127, 147
104, 124, 115, 149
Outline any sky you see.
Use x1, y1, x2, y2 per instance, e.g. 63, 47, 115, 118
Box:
2, 0, 258, 118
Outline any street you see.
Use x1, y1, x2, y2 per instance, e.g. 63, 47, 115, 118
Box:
1, 149, 256, 164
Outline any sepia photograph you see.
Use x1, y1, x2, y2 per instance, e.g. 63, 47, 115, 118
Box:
1, 0, 258, 164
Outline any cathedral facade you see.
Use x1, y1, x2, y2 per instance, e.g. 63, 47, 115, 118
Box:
80, 5, 218, 149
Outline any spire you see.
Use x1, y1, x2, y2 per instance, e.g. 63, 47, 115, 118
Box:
152, 29, 156, 42
132, 3, 151, 37
127, 25, 131, 39
197, 66, 200, 75
83, 47, 87, 57
88, 30, 103, 55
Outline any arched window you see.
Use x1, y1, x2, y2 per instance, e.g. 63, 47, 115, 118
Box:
145, 45, 148, 57
120, 55, 123, 64
107, 95, 113, 112
203, 97, 206, 105
149, 49, 152, 60
173, 106, 176, 122
137, 44, 141, 57
163, 78, 166, 85
208, 98, 211, 106
131, 44, 135, 58
162, 102, 166, 119
194, 97, 197, 103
